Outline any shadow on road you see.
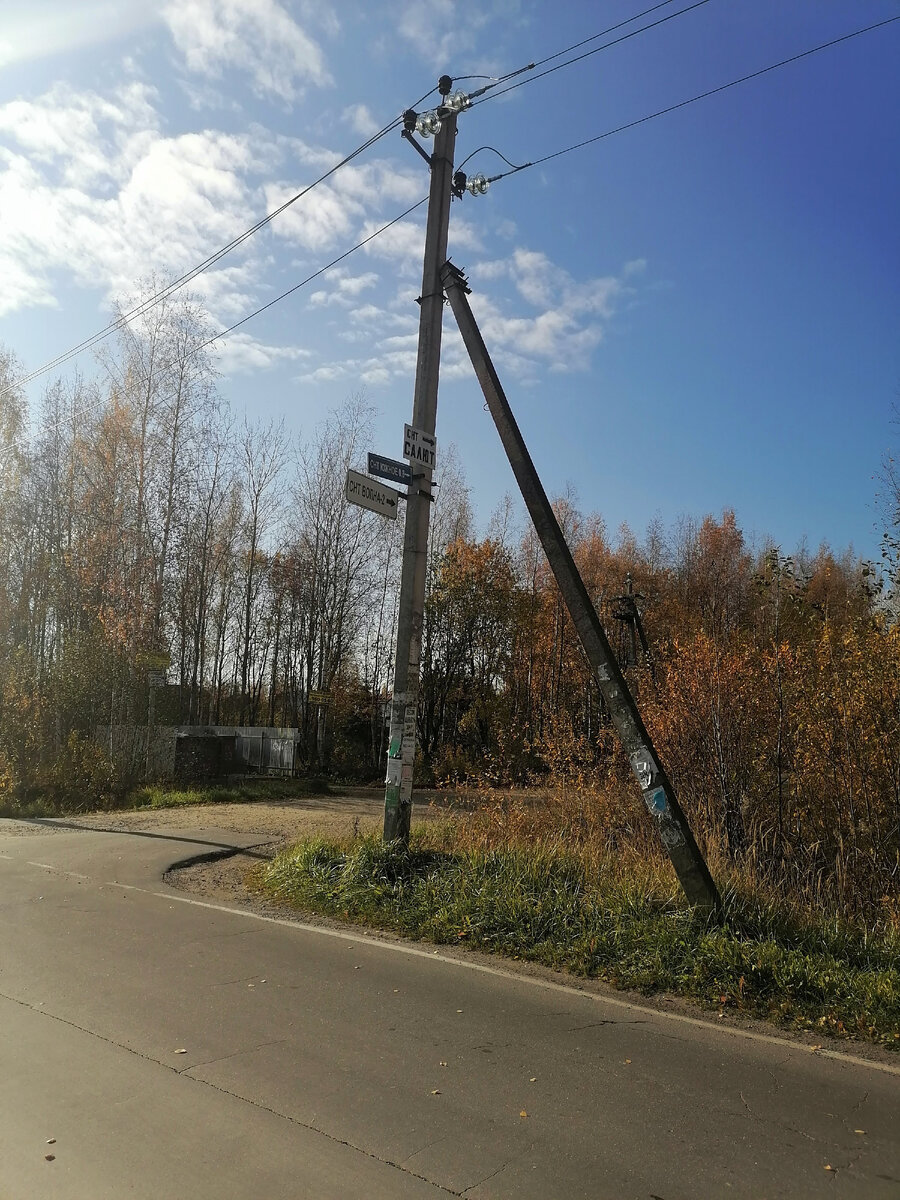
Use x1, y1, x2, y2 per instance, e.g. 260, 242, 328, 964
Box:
13, 817, 274, 860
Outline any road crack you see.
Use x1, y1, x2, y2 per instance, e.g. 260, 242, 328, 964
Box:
181, 1038, 286, 1072
0, 988, 462, 1196
461, 1158, 511, 1194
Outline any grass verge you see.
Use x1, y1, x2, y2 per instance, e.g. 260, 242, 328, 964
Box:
257, 830, 900, 1051
126, 776, 328, 810
0, 775, 328, 819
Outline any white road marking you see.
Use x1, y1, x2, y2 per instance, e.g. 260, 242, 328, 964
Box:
13, 859, 89, 880
7, 847, 898, 1079
117, 884, 900, 1080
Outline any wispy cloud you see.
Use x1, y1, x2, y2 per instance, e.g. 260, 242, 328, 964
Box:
0, 81, 283, 325
342, 103, 380, 138
308, 270, 379, 307
163, 0, 331, 102
215, 330, 311, 373
295, 242, 639, 390
464, 248, 629, 373
0, 1, 164, 68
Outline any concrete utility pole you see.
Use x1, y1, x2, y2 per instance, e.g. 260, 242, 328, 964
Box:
441, 260, 721, 917
383, 90, 459, 843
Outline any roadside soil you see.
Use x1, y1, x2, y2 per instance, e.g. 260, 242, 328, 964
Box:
0, 788, 460, 908
160, 788, 459, 907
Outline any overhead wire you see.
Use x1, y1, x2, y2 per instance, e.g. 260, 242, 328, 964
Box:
451, 0, 687, 98
455, 146, 527, 174
528, 0, 683, 69
4, 0, 708, 402
2, 84, 442, 400
482, 14, 900, 180
31, 197, 430, 441
196, 197, 427, 351
5, 119, 401, 396
468, 0, 713, 104
14, 10, 899, 425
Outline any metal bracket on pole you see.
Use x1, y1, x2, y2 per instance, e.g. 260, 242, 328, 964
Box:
440, 259, 722, 918
401, 128, 433, 167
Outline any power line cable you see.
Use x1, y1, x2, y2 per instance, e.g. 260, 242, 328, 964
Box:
469, 0, 712, 104
529, 0, 684, 69
5, 124, 397, 393
31, 198, 430, 441
23, 16, 898, 427
484, 15, 900, 179
5, 120, 400, 396
2, 84, 441, 400
456, 146, 527, 173
198, 197, 427, 351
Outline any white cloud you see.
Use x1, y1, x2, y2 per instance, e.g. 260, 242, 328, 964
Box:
0, 2, 165, 68
215, 330, 310, 373
0, 83, 272, 322
360, 218, 425, 273
463, 248, 631, 373
163, 0, 331, 102
0, 76, 431, 361
0, 81, 159, 190
265, 157, 423, 255
308, 270, 379, 307
342, 104, 380, 138
295, 243, 640, 390
396, 0, 498, 67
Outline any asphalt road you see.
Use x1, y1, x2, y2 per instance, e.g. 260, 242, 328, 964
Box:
1, 819, 898, 1199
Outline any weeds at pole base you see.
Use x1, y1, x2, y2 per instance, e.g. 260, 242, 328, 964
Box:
257, 822, 900, 1051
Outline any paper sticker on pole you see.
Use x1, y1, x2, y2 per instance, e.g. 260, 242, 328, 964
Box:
345, 469, 399, 520
403, 423, 437, 470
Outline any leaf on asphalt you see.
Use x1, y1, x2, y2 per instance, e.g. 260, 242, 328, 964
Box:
809, 1045, 823, 1052
519, 1110, 527, 1118
46, 1139, 56, 1145
431, 1089, 441, 1095
529, 1077, 537, 1082
45, 1155, 55, 1162
824, 1164, 835, 1172
439, 1061, 447, 1067
175, 1048, 187, 1054
624, 1059, 632, 1065
854, 1130, 866, 1135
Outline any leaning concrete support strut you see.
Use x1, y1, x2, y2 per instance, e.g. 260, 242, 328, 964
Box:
441, 260, 721, 918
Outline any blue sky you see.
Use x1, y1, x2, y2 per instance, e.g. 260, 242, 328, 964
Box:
1, 0, 898, 562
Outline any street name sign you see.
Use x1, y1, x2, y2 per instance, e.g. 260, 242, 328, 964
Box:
368, 452, 412, 487
345, 469, 399, 519
403, 423, 437, 470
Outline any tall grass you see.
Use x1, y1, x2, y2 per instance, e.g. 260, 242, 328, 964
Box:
0, 775, 328, 819
258, 785, 900, 1049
